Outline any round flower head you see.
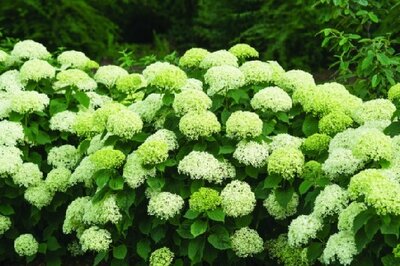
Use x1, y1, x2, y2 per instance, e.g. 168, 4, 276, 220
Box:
312, 184, 349, 218
0, 50, 8, 63
48, 145, 81, 170
123, 152, 156, 189
264, 191, 299, 220
129, 93, 163, 123
233, 140, 269, 168
54, 69, 97, 91
115, 73, 147, 93
69, 156, 98, 187
266, 234, 309, 266
251, 86, 292, 113
45, 167, 71, 193
268, 147, 304, 180
57, 50, 91, 69
73, 111, 99, 137
189, 187, 221, 212
352, 99, 395, 124
179, 48, 210, 68
93, 102, 126, 132
90, 148, 126, 169
352, 128, 392, 162
19, 59, 55, 83
0, 146, 23, 177
322, 231, 357, 266
178, 151, 235, 184
231, 227, 264, 258
269, 134, 303, 151
199, 50, 239, 69
228, 43, 259, 60
49, 110, 77, 133
322, 148, 362, 180
94, 65, 129, 88
267, 60, 286, 82
136, 140, 169, 165
142, 62, 187, 92
301, 133, 331, 156
226, 111, 262, 139
338, 202, 367, 231
318, 112, 353, 136
0, 70, 24, 92
180, 78, 203, 91
0, 215, 11, 235
83, 195, 122, 225
149, 247, 174, 266
10, 90, 49, 114
0, 96, 11, 119
288, 214, 322, 247
145, 129, 178, 151
179, 111, 221, 140
0, 120, 24, 146
13, 162, 43, 188
173, 89, 212, 116
348, 169, 400, 215
63, 197, 90, 234
277, 70, 315, 92
106, 109, 143, 139
79, 226, 112, 252
388, 83, 400, 102
220, 180, 256, 217
24, 181, 54, 209
239, 60, 273, 85
86, 91, 113, 109
148, 192, 184, 220
328, 128, 360, 152
302, 160, 323, 181
11, 40, 50, 60
14, 234, 39, 257
204, 65, 245, 96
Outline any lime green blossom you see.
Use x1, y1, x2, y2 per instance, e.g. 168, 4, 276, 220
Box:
301, 133, 331, 155
228, 43, 259, 59
149, 247, 174, 266
19, 59, 55, 82
179, 78, 203, 91
93, 102, 126, 132
231, 227, 264, 258
86, 91, 113, 109
73, 111, 100, 137
221, 180, 256, 217
251, 86, 292, 113
83, 195, 122, 225
288, 214, 323, 247
312, 184, 349, 218
57, 50, 91, 69
268, 147, 304, 180
0, 50, 9, 63
115, 73, 147, 93
54, 69, 97, 91
239, 60, 273, 85
11, 40, 50, 60
322, 148, 363, 180
173, 89, 212, 116
204, 65, 245, 96
199, 50, 238, 69
189, 187, 221, 212
145, 129, 178, 151
0, 70, 23, 92
337, 202, 367, 231
226, 111, 262, 139
94, 65, 129, 88
0, 146, 23, 177
79, 226, 112, 252
90, 148, 126, 169
123, 152, 156, 189
10, 90, 49, 114
24, 181, 54, 209
49, 110, 77, 133
266, 234, 309, 266
318, 112, 353, 136
388, 83, 400, 102
129, 93, 163, 123
178, 151, 235, 184
136, 140, 169, 165
277, 70, 315, 92
352, 99, 395, 124
106, 109, 143, 139
352, 128, 392, 162
0, 215, 11, 235
264, 191, 299, 220
0, 120, 24, 146
13, 162, 43, 188
14, 234, 39, 257
267, 60, 286, 82
233, 140, 269, 168
179, 48, 210, 68
48, 145, 81, 170
148, 192, 184, 220
179, 111, 221, 140
302, 160, 323, 181
322, 231, 357, 266
63, 197, 90, 234
269, 134, 303, 151
143, 62, 187, 92
45, 167, 71, 193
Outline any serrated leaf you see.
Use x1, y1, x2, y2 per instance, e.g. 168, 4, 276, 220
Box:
207, 229, 231, 250
207, 208, 225, 222
190, 220, 208, 237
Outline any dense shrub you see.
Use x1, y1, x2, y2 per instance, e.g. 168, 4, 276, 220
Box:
1, 40, 400, 266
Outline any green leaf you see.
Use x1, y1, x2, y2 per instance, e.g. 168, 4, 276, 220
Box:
228, 89, 248, 103
218, 145, 235, 155
377, 53, 390, 66
365, 217, 380, 240
380, 216, 400, 237
74, 91, 90, 108
262, 120, 276, 136
146, 176, 165, 190
94, 169, 111, 188
190, 220, 208, 237
245, 165, 258, 178
355, 229, 370, 252
78, 139, 91, 154
207, 227, 231, 250
38, 243, 47, 254
113, 245, 127, 260
162, 93, 174, 105
94, 252, 108, 266
353, 209, 373, 233
371, 74, 380, 88
302, 115, 319, 136
307, 242, 323, 262
276, 112, 289, 123
36, 130, 52, 145
136, 239, 151, 260
367, 12, 379, 23
184, 209, 200, 220
299, 180, 313, 195
263, 173, 282, 188
221, 110, 231, 124
188, 237, 205, 262
47, 236, 61, 251
109, 176, 124, 190
275, 187, 294, 208
0, 204, 14, 215
207, 208, 225, 222
49, 98, 68, 115
384, 121, 400, 137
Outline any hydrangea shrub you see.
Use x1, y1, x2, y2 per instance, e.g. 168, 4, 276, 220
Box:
0, 40, 400, 265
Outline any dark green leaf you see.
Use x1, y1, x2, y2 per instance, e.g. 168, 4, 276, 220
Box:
94, 170, 111, 188
136, 239, 151, 260
49, 98, 68, 115
263, 174, 282, 188
94, 252, 108, 266
113, 245, 127, 260
218, 145, 235, 155
188, 237, 205, 262
0, 204, 14, 215
47, 236, 61, 251
302, 115, 319, 136
353, 210, 373, 233
109, 176, 124, 190
307, 242, 323, 262
207, 208, 225, 222
365, 217, 380, 240
184, 209, 200, 220
245, 165, 258, 178
262, 120, 276, 136
207, 227, 231, 250
190, 220, 208, 237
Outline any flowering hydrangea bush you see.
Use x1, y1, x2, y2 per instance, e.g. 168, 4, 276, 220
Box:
0, 40, 400, 266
